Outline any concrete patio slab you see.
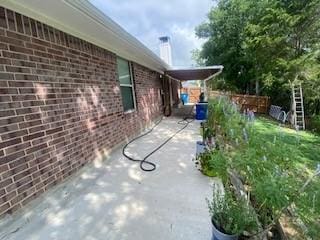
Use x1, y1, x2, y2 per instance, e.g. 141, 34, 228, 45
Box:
0, 117, 219, 240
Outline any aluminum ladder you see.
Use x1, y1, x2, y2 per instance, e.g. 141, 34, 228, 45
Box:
292, 83, 305, 130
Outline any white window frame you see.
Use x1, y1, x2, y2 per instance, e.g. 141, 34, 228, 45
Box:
117, 57, 136, 113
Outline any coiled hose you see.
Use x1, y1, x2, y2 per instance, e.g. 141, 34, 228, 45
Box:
122, 107, 195, 172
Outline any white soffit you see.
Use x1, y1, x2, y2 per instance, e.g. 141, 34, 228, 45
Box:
1, 0, 169, 73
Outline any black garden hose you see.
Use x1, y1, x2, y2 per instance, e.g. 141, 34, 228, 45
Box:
122, 106, 195, 172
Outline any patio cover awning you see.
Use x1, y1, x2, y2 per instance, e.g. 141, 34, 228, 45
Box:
165, 65, 223, 81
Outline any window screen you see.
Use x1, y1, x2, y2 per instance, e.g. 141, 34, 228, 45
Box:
117, 57, 135, 111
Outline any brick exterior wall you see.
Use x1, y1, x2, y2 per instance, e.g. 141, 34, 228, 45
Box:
0, 7, 163, 216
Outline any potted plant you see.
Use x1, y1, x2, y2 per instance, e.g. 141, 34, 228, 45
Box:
197, 149, 227, 178
197, 122, 215, 157
203, 126, 215, 146
208, 188, 258, 240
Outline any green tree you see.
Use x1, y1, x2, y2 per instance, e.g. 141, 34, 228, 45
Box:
195, 0, 320, 114
195, 0, 255, 92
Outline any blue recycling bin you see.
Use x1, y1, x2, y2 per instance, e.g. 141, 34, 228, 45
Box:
196, 103, 208, 120
180, 93, 189, 105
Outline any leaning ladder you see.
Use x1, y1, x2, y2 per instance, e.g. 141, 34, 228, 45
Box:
292, 83, 305, 130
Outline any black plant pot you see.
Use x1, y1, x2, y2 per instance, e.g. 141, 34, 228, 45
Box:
211, 220, 238, 240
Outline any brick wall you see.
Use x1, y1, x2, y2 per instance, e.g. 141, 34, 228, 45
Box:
0, 7, 163, 216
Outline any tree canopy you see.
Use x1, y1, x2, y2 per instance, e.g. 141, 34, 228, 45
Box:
195, 0, 320, 114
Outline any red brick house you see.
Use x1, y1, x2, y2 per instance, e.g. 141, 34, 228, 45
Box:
0, 1, 222, 216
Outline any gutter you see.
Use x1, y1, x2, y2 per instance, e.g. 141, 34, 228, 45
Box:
2, 0, 169, 74
65, 0, 170, 71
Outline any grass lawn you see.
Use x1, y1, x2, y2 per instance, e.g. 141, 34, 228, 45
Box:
254, 117, 320, 172
249, 117, 320, 237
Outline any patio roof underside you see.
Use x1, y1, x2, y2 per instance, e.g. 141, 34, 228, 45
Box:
165, 66, 223, 81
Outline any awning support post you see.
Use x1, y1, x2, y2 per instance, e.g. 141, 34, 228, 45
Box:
203, 68, 223, 101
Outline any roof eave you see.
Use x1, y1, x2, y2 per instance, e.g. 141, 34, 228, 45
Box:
2, 0, 170, 73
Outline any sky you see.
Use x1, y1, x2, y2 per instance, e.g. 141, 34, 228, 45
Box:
89, 0, 213, 67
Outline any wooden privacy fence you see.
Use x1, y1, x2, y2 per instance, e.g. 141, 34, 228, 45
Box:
209, 91, 270, 114
181, 87, 201, 103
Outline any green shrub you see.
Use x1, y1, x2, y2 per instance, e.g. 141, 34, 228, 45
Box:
309, 115, 320, 134
201, 97, 320, 239
198, 149, 227, 181
208, 188, 258, 235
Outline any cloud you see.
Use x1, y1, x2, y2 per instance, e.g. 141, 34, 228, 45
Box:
89, 0, 213, 66
170, 24, 206, 66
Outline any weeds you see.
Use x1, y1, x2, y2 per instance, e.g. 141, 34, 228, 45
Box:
199, 97, 320, 238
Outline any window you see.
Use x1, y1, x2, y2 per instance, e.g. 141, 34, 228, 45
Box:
116, 57, 136, 112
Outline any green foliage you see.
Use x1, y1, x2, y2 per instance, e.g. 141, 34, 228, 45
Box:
309, 115, 320, 134
198, 149, 227, 180
208, 188, 258, 235
195, 0, 254, 91
203, 124, 214, 140
195, 0, 320, 114
206, 97, 248, 148
203, 98, 320, 239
